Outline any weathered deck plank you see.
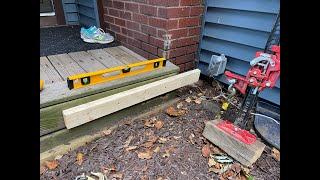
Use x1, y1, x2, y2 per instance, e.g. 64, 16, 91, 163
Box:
104, 46, 141, 64
47, 54, 86, 79
87, 49, 124, 68
68, 51, 106, 72
40, 56, 63, 84
118, 46, 146, 60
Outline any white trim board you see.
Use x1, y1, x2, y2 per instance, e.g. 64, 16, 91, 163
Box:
63, 69, 201, 129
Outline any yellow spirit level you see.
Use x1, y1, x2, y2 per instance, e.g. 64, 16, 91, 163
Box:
40, 80, 44, 91
67, 58, 167, 90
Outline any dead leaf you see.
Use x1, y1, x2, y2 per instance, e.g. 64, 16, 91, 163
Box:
214, 162, 222, 169
155, 120, 164, 130
153, 146, 160, 153
208, 167, 221, 174
40, 166, 47, 175
112, 173, 123, 179
102, 129, 112, 136
176, 102, 183, 109
202, 144, 211, 157
208, 158, 217, 167
188, 133, 195, 144
162, 150, 170, 158
76, 152, 84, 166
123, 135, 133, 148
144, 119, 155, 128
158, 137, 168, 144
138, 150, 153, 159
185, 97, 192, 103
157, 177, 164, 180
166, 106, 180, 116
241, 166, 250, 175
211, 145, 224, 155
126, 146, 138, 151
271, 148, 280, 161
140, 175, 148, 180
142, 141, 154, 148
54, 154, 63, 160
173, 136, 181, 140
142, 165, 148, 172
194, 98, 202, 104
45, 160, 58, 170
231, 163, 241, 174
147, 135, 158, 143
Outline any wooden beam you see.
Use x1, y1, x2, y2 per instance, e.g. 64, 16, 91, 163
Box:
63, 69, 201, 129
202, 119, 266, 167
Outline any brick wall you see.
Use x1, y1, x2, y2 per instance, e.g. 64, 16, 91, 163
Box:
103, 0, 204, 72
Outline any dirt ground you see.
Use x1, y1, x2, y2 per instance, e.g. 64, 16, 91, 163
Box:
40, 79, 280, 180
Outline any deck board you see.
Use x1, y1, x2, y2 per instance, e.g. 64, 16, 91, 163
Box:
87, 49, 124, 68
47, 54, 86, 79
68, 51, 106, 72
104, 46, 141, 64
40, 57, 63, 84
118, 46, 146, 60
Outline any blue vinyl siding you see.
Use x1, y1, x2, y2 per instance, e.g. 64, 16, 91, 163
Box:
199, 0, 280, 105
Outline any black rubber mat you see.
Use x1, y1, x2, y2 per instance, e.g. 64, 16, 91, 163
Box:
40, 25, 119, 57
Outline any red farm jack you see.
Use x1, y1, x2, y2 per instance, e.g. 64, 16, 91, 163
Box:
218, 45, 280, 145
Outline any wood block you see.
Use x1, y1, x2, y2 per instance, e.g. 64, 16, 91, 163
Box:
63, 69, 201, 129
203, 119, 265, 167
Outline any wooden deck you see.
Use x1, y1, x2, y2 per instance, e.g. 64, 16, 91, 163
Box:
40, 46, 145, 85
40, 46, 180, 136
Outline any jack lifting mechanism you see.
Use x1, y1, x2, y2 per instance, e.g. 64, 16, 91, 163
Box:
218, 45, 280, 145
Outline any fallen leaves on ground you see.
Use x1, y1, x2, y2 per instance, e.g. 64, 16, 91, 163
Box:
176, 102, 183, 109
125, 146, 138, 151
102, 129, 112, 136
271, 148, 280, 161
185, 97, 192, 103
202, 144, 211, 157
162, 150, 170, 158
142, 141, 154, 148
138, 149, 153, 159
153, 146, 160, 153
144, 118, 156, 128
45, 160, 58, 170
76, 152, 84, 165
158, 137, 168, 144
173, 136, 181, 140
166, 106, 185, 117
208, 158, 216, 167
123, 135, 134, 148
155, 120, 164, 129
111, 173, 123, 179
147, 135, 158, 143
54, 154, 63, 160
194, 98, 202, 104
40, 166, 47, 175
210, 145, 224, 155
188, 133, 195, 144
140, 175, 148, 180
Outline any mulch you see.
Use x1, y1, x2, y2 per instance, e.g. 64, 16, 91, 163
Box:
40, 79, 280, 180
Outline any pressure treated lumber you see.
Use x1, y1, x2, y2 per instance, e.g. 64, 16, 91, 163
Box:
63, 69, 201, 129
203, 119, 266, 167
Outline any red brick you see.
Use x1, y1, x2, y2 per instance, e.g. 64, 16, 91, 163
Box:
185, 61, 195, 70
167, 19, 178, 30
119, 11, 132, 20
142, 42, 158, 55
116, 33, 128, 43
157, 29, 166, 38
121, 27, 127, 35
113, 1, 124, 9
140, 4, 157, 16
132, 0, 147, 3
124, 43, 149, 59
159, 7, 190, 18
134, 31, 149, 42
190, 6, 204, 16
148, 0, 179, 6
133, 13, 148, 25
141, 25, 157, 36
148, 53, 159, 59
175, 53, 195, 64
167, 28, 188, 39
104, 0, 113, 7
127, 37, 142, 48
150, 36, 164, 48
167, 47, 188, 58
110, 24, 121, 32
187, 44, 199, 54
125, 2, 139, 13
180, 0, 201, 6
171, 36, 199, 48
178, 64, 186, 72
114, 17, 125, 26
149, 17, 167, 29
126, 29, 134, 37
109, 8, 119, 17
127, 21, 140, 31
179, 17, 200, 28
104, 15, 114, 24
189, 27, 201, 36
105, 23, 110, 30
